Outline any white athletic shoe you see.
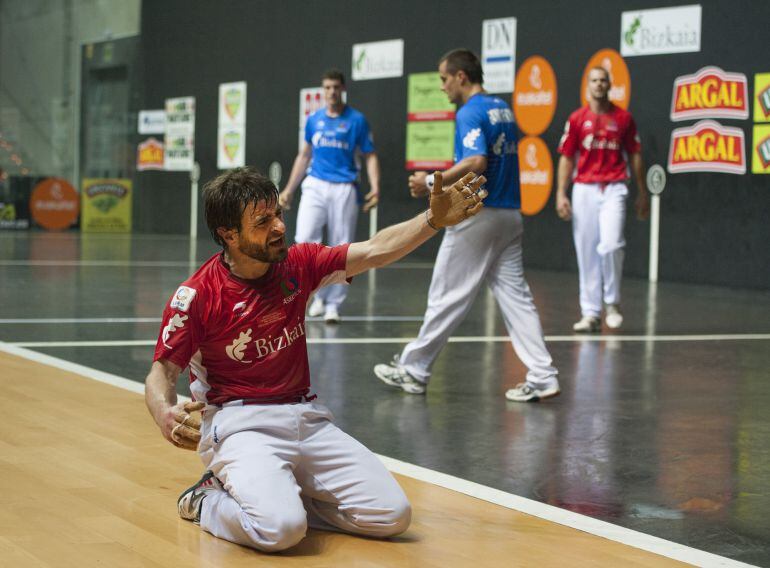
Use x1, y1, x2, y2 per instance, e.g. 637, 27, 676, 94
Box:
573, 315, 601, 333
308, 297, 324, 317
505, 382, 561, 402
605, 304, 623, 329
374, 356, 426, 394
324, 305, 340, 324
178, 470, 222, 524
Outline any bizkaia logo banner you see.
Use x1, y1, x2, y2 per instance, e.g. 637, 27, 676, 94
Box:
668, 120, 746, 174
671, 67, 749, 121
621, 4, 701, 57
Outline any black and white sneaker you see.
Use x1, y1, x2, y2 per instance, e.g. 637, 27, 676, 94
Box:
374, 355, 426, 394
177, 470, 221, 524
505, 382, 561, 402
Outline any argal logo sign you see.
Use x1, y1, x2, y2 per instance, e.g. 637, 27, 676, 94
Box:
671, 66, 748, 121
668, 120, 746, 174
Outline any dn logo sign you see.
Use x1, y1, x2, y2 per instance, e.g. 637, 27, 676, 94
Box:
482, 17, 517, 94
484, 20, 514, 50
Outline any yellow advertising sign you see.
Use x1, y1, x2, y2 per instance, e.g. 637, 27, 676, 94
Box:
81, 178, 132, 232
752, 125, 770, 174
753, 73, 770, 123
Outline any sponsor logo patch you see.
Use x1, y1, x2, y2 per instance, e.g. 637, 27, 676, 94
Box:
170, 286, 197, 312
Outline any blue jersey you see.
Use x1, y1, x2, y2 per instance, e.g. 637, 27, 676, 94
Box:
454, 93, 520, 209
304, 106, 375, 183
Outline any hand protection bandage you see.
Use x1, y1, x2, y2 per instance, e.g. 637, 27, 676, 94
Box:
170, 401, 204, 450
427, 171, 487, 229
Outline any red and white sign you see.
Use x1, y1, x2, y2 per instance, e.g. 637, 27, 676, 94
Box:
137, 137, 164, 171
671, 66, 749, 121
668, 120, 746, 174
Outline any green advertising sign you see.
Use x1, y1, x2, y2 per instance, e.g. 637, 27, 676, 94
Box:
407, 72, 455, 116
406, 121, 455, 170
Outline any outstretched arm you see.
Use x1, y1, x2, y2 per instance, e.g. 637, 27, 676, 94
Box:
346, 172, 486, 277
145, 359, 204, 450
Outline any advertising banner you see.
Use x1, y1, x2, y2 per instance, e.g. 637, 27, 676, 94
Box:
518, 136, 553, 216
513, 56, 557, 136
137, 137, 164, 171
352, 39, 404, 81
670, 67, 748, 121
164, 96, 195, 171
406, 72, 455, 170
620, 4, 701, 57
138, 110, 166, 134
481, 17, 517, 94
218, 82, 247, 169
668, 120, 746, 174
81, 178, 132, 233
752, 125, 770, 174
406, 121, 455, 170
30, 178, 79, 230
753, 73, 770, 123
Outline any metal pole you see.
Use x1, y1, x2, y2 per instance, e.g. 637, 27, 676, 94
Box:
648, 193, 660, 283
189, 161, 200, 267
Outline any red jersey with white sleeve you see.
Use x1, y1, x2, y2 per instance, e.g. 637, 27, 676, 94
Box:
153, 243, 349, 405
557, 104, 641, 183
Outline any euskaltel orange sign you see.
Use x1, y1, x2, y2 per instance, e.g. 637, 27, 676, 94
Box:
668, 120, 746, 174
671, 66, 748, 121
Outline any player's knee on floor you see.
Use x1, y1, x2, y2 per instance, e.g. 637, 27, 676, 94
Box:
360, 497, 412, 538
243, 507, 308, 552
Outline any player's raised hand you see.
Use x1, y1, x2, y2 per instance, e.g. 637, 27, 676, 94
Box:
166, 400, 204, 451
428, 172, 486, 229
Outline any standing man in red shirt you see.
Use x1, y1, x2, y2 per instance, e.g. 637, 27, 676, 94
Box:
556, 66, 649, 333
144, 166, 484, 552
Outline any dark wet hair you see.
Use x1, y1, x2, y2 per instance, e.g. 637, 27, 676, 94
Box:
203, 166, 278, 247
322, 68, 345, 85
439, 49, 483, 84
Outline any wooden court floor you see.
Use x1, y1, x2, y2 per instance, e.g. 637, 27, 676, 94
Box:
0, 350, 688, 568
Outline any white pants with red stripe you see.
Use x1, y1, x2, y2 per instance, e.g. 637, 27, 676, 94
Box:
399, 208, 558, 389
295, 175, 358, 310
571, 182, 627, 318
196, 401, 410, 552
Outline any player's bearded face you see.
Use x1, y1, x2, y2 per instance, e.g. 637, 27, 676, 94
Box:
237, 201, 288, 263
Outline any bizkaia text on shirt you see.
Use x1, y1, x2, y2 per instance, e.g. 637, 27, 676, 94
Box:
226, 321, 306, 363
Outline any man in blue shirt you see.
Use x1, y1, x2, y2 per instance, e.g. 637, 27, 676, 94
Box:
374, 49, 560, 402
279, 69, 381, 323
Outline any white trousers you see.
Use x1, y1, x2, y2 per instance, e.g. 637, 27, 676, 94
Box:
295, 176, 358, 309
571, 182, 627, 317
400, 208, 558, 388
196, 401, 410, 552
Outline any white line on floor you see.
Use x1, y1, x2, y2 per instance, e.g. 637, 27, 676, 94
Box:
0, 341, 751, 568
6, 333, 770, 348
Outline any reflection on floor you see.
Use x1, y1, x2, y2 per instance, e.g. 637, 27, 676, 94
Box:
1, 231, 769, 566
